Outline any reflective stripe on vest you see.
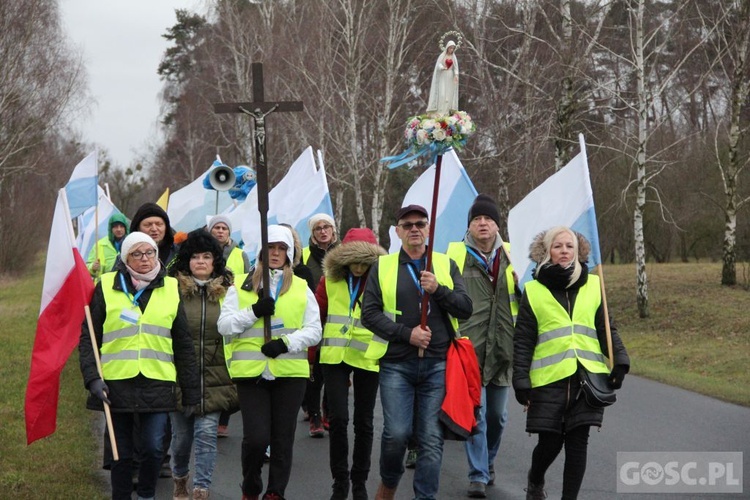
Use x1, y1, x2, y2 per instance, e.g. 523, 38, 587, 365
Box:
364, 252, 457, 360
447, 241, 519, 324
225, 275, 309, 378
525, 275, 609, 388
100, 272, 179, 382
321, 279, 379, 372
226, 247, 246, 275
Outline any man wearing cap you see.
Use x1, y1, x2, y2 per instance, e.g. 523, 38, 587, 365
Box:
301, 213, 340, 436
130, 203, 180, 271
446, 194, 518, 498
208, 214, 250, 275
361, 204, 472, 500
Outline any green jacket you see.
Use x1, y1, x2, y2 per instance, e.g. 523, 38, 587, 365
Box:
175, 272, 238, 414
447, 238, 517, 386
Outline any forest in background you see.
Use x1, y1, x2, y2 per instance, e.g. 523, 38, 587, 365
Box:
2, 0, 749, 318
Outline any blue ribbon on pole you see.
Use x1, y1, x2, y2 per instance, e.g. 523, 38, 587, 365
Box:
380, 140, 465, 170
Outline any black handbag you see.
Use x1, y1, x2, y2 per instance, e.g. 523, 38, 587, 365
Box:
578, 367, 616, 408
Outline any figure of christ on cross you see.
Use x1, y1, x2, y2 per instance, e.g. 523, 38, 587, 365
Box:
214, 62, 303, 342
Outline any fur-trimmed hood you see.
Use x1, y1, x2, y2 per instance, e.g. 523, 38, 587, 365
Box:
176, 271, 231, 303
323, 240, 386, 282
528, 229, 591, 264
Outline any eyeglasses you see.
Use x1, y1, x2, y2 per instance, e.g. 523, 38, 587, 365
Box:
130, 249, 156, 259
314, 225, 333, 233
398, 221, 428, 230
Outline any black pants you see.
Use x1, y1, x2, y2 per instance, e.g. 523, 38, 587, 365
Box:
322, 363, 379, 484
529, 426, 591, 500
236, 377, 307, 497
304, 352, 325, 417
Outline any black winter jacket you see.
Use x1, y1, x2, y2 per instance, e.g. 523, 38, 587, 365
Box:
79, 262, 200, 412
513, 265, 629, 433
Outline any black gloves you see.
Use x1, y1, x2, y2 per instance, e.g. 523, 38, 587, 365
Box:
608, 364, 628, 389
252, 296, 275, 318
89, 378, 111, 405
182, 404, 200, 419
261, 338, 288, 358
514, 388, 531, 406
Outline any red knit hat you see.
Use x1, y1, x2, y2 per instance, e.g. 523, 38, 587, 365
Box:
342, 228, 378, 245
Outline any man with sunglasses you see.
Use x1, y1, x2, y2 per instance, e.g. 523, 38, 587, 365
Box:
361, 204, 472, 500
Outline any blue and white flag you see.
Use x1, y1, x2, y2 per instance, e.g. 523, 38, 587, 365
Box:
388, 149, 478, 254
239, 146, 334, 258
507, 134, 602, 290
168, 159, 235, 232
65, 151, 99, 219
75, 187, 123, 261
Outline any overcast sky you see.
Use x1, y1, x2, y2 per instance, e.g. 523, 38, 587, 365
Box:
60, 1, 203, 167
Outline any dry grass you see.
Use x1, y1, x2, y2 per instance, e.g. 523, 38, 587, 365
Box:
603, 262, 750, 406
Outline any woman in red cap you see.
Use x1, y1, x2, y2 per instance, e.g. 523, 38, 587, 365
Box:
316, 228, 386, 500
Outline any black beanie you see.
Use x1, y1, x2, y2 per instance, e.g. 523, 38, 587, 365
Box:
130, 203, 171, 233
468, 194, 500, 227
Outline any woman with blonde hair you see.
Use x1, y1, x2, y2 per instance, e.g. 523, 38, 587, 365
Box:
513, 226, 629, 500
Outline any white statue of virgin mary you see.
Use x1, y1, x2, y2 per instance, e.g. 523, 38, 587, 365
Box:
426, 40, 459, 115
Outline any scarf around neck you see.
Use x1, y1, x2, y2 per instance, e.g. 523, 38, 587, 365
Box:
125, 263, 162, 290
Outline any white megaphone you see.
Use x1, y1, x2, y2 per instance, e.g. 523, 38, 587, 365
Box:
208, 165, 236, 191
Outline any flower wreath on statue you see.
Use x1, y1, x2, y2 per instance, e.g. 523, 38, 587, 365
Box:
380, 30, 475, 169
380, 110, 476, 169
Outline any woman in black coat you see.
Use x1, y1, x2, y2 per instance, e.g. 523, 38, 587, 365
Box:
513, 227, 629, 500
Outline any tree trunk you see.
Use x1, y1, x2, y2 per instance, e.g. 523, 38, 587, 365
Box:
634, 0, 649, 318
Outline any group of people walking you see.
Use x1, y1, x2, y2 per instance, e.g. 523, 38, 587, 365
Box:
78, 194, 629, 500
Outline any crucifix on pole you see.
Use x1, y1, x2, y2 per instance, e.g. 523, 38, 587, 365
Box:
214, 62, 303, 343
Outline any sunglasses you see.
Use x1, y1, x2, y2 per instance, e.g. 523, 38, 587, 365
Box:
398, 221, 428, 230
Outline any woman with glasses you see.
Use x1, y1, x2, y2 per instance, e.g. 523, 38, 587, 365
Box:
79, 231, 200, 500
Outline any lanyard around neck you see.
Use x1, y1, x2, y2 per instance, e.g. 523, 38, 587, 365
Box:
466, 245, 496, 273
119, 273, 146, 307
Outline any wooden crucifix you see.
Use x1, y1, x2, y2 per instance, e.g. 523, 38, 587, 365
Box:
214, 62, 303, 343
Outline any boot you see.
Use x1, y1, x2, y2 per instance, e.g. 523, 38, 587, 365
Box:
330, 479, 349, 500
525, 471, 547, 500
172, 474, 189, 500
351, 481, 368, 500
374, 482, 397, 500
193, 486, 210, 499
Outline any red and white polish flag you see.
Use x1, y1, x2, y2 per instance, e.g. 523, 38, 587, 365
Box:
25, 189, 94, 444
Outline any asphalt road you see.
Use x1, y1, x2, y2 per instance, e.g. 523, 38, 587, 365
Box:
149, 375, 749, 499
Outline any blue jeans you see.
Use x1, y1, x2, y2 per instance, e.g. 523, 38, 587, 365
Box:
379, 358, 446, 500
170, 411, 221, 489
110, 412, 168, 500
464, 384, 509, 483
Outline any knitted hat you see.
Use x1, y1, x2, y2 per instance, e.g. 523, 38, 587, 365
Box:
207, 214, 232, 233
395, 204, 429, 222
120, 232, 158, 262
129, 203, 170, 233
307, 213, 336, 233
174, 229, 226, 276
257, 225, 295, 266
342, 227, 379, 245
468, 194, 500, 227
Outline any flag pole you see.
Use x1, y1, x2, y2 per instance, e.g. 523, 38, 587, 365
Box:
418, 153, 445, 357
84, 305, 119, 460
94, 151, 101, 276
594, 265, 615, 369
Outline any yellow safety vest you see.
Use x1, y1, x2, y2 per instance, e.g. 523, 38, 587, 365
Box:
320, 278, 379, 372
226, 246, 246, 274
525, 275, 609, 388
302, 247, 311, 265
364, 252, 458, 360
224, 274, 310, 378
446, 241, 519, 324
100, 272, 179, 382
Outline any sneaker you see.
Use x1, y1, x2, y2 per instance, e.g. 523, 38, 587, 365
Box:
217, 425, 229, 438
321, 413, 330, 431
404, 448, 418, 469
488, 464, 495, 486
262, 492, 284, 500
309, 414, 325, 438
467, 481, 486, 498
